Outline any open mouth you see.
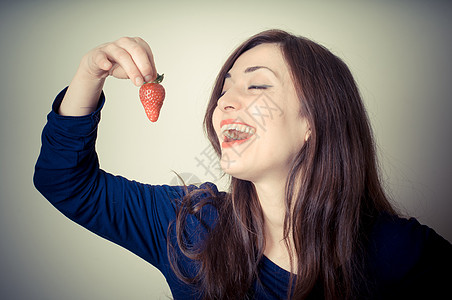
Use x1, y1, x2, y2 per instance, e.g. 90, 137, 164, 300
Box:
220, 120, 256, 148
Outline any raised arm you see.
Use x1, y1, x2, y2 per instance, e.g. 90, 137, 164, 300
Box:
34, 37, 179, 269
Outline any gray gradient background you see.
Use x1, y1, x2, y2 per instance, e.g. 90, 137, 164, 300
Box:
1, 0, 451, 299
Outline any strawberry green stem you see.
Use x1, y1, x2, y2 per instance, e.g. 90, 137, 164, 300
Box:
153, 73, 164, 84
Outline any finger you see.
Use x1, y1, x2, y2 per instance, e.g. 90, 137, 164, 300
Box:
93, 50, 112, 72
133, 37, 157, 82
104, 43, 144, 86
117, 37, 156, 83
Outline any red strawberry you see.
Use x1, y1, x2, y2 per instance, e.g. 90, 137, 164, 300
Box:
139, 73, 166, 122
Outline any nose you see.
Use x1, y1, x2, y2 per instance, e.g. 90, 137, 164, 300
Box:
217, 88, 243, 112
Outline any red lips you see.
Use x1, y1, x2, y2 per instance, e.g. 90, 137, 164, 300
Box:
220, 119, 253, 128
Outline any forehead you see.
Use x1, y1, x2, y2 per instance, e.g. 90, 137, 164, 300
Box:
228, 43, 288, 77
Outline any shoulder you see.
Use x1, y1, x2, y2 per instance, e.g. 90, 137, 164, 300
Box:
142, 182, 224, 229
369, 215, 435, 264
369, 214, 451, 255
186, 182, 224, 199
182, 181, 226, 212
167, 181, 225, 227
366, 214, 452, 298
155, 182, 224, 204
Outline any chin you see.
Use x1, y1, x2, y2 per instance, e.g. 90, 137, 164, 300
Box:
221, 161, 247, 180
221, 164, 258, 183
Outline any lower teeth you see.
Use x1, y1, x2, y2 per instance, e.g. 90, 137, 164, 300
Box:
226, 130, 251, 141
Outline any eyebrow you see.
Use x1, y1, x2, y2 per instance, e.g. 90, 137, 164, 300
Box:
225, 65, 277, 79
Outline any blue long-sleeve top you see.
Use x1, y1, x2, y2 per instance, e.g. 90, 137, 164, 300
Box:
34, 88, 452, 299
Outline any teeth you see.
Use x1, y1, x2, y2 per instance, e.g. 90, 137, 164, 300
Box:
221, 122, 256, 141
221, 123, 256, 135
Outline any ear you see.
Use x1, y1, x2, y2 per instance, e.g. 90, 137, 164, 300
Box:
304, 128, 311, 142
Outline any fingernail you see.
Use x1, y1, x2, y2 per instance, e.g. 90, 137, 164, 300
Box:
135, 77, 143, 86
144, 75, 153, 83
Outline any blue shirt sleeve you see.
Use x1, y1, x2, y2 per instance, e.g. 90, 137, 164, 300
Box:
33, 88, 206, 272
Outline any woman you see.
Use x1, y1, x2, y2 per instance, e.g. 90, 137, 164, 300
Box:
34, 30, 452, 299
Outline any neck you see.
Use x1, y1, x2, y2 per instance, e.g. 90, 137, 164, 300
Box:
253, 178, 287, 243
253, 176, 297, 272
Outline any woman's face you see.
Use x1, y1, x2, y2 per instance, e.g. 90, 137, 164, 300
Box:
212, 43, 310, 184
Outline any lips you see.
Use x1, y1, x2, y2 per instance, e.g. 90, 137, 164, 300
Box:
220, 119, 256, 148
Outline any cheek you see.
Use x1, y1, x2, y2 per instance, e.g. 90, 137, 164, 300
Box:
211, 107, 221, 136
265, 116, 307, 153
287, 119, 309, 153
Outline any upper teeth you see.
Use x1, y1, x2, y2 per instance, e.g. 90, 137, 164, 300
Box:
221, 123, 256, 135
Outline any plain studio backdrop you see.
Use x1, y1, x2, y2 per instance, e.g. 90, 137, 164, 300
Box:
1, 0, 451, 299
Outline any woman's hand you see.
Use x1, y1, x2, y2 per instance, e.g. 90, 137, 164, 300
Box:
59, 37, 157, 116
81, 37, 156, 86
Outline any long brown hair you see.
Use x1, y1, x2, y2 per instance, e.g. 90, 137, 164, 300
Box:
170, 29, 395, 299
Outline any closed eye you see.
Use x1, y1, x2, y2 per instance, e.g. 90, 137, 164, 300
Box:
219, 84, 272, 98
248, 84, 272, 90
